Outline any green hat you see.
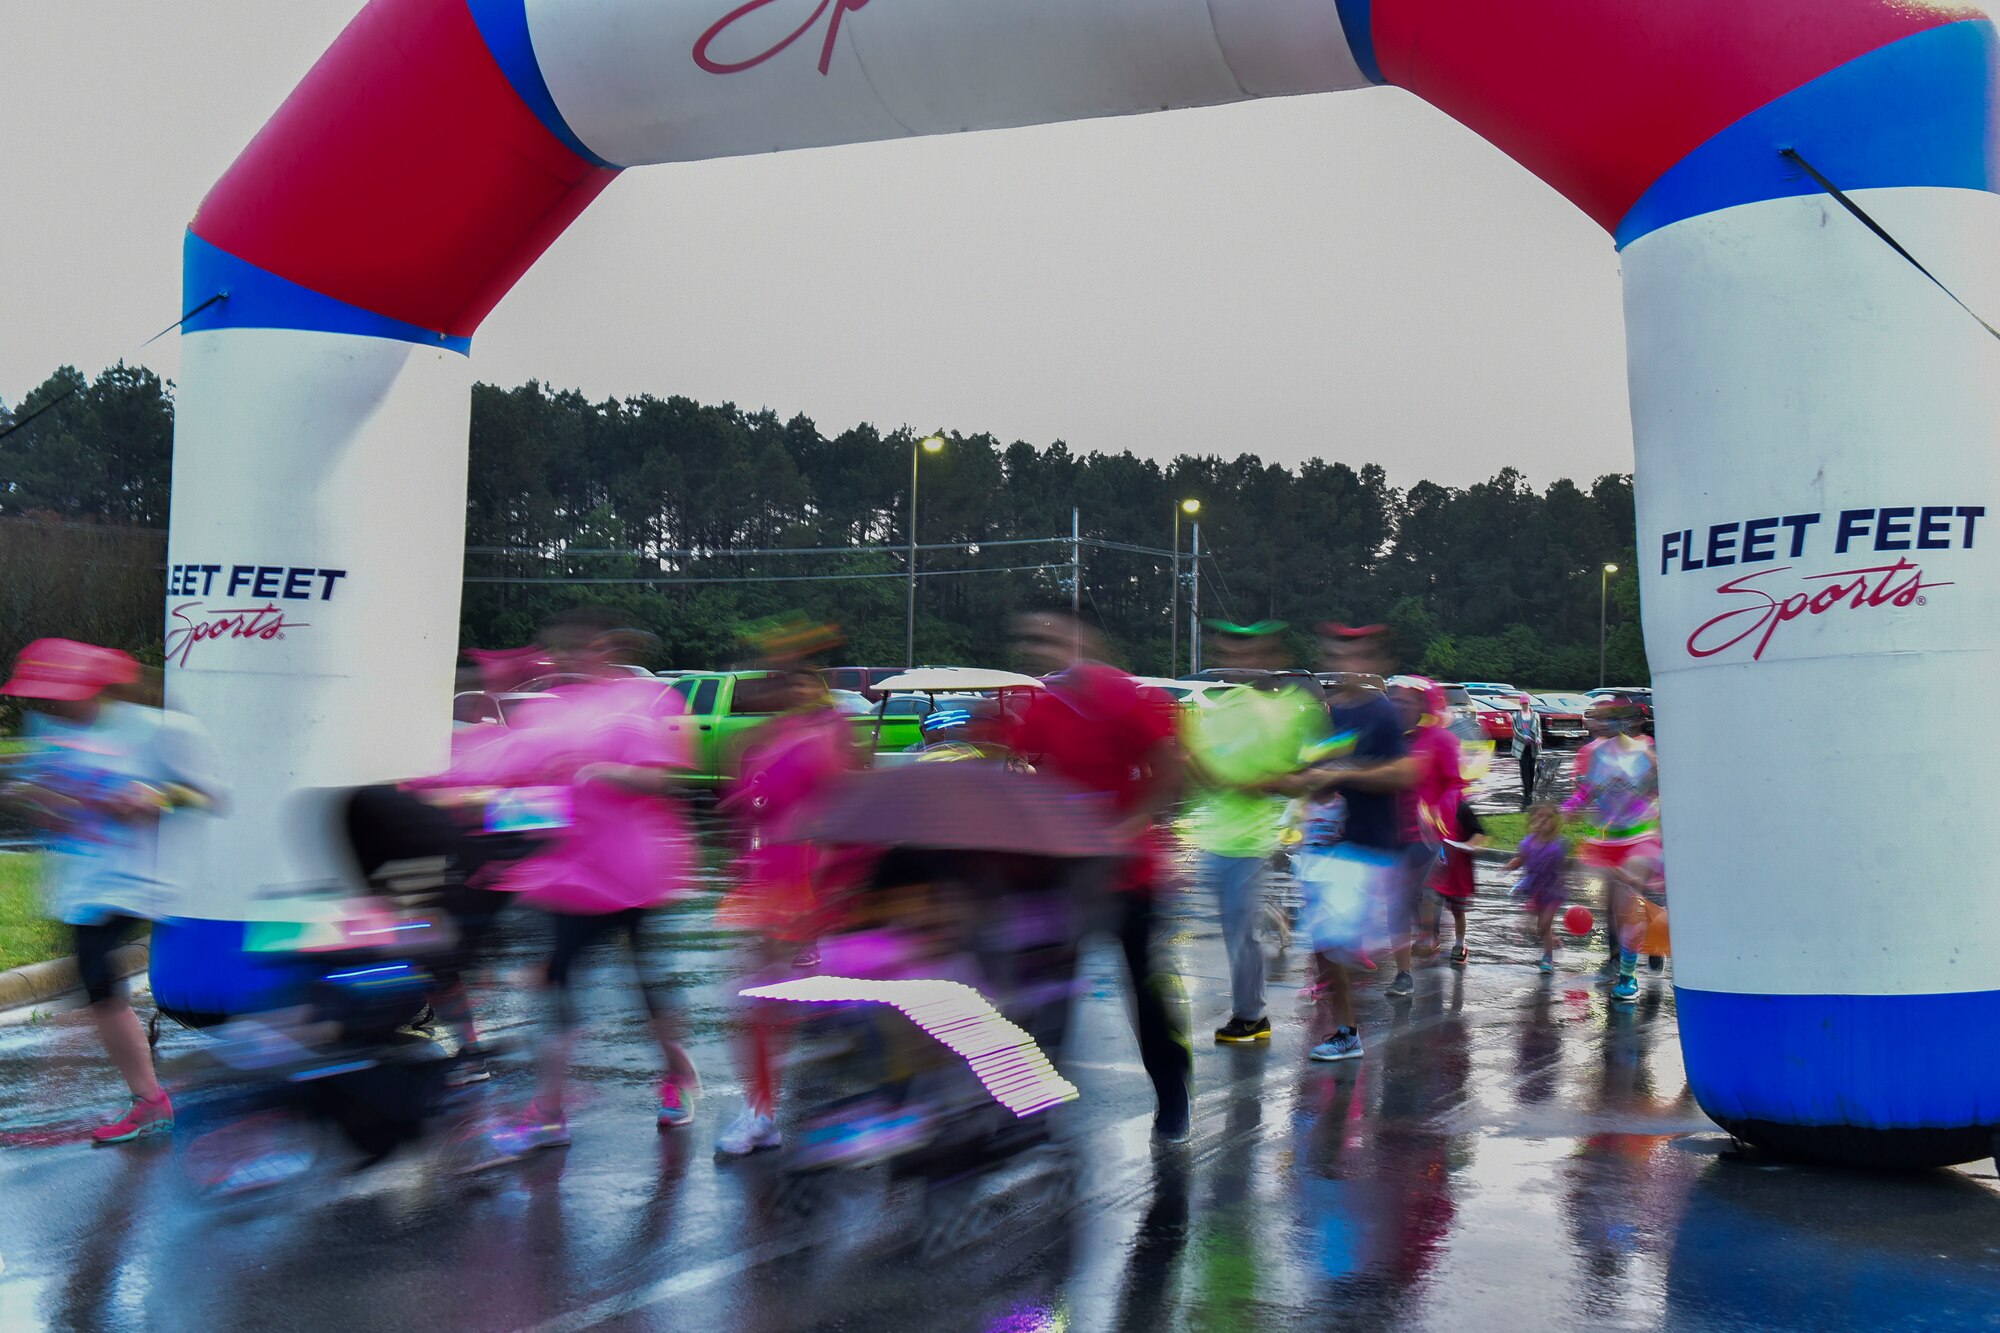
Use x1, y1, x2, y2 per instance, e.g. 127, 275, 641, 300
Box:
1203, 618, 1288, 638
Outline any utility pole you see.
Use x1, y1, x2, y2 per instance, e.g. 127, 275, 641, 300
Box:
1071, 508, 1082, 662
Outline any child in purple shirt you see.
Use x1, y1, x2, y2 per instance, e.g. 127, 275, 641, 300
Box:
1505, 803, 1571, 975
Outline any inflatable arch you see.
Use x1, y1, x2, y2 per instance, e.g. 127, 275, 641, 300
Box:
159, 0, 2000, 1166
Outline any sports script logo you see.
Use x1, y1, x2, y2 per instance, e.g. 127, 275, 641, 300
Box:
1662, 505, 1979, 664
694, 0, 873, 76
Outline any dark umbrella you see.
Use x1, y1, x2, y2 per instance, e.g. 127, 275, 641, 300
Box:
778, 762, 1126, 857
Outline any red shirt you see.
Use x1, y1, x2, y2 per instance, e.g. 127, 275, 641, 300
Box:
1008, 662, 1178, 893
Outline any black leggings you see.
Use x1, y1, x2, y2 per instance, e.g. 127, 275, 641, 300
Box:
1518, 747, 1539, 806
544, 908, 678, 1030
74, 915, 145, 1004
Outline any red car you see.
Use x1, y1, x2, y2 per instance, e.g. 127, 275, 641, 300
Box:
1466, 695, 1516, 743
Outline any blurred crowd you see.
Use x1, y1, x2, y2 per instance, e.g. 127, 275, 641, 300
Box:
0, 608, 1661, 1206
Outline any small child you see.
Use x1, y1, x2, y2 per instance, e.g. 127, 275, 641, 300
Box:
1426, 795, 1487, 967
1505, 802, 1570, 975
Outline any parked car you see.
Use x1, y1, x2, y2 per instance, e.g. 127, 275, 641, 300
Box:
1530, 692, 1592, 747
663, 671, 844, 787
1460, 681, 1521, 699
1432, 682, 1482, 741
821, 666, 903, 702
1465, 694, 1516, 743
1314, 672, 1385, 697
451, 689, 561, 734
1133, 676, 1244, 710
1585, 686, 1655, 734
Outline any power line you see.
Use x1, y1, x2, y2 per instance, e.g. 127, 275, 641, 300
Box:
466, 535, 1070, 559
464, 561, 1074, 587
468, 534, 1189, 560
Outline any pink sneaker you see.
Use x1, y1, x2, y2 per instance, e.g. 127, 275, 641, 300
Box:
658, 1079, 694, 1131
92, 1091, 173, 1146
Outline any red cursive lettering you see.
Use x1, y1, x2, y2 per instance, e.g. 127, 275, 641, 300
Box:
693, 0, 872, 76
1684, 561, 1950, 662
166, 601, 309, 668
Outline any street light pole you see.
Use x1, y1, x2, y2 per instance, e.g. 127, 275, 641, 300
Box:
1189, 520, 1201, 674
1171, 498, 1199, 676
906, 435, 944, 668
1599, 563, 1619, 687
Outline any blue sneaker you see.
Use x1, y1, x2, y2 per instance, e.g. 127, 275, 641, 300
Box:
1310, 1029, 1364, 1062
1611, 973, 1639, 1002
1538, 954, 1555, 975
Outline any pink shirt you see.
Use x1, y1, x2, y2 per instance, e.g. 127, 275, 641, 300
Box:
1407, 724, 1465, 842
444, 678, 694, 914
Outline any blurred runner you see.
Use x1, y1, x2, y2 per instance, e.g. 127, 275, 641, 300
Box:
1505, 802, 1572, 974
1183, 621, 1324, 1045
1564, 698, 1661, 1003
0, 640, 225, 1144
1008, 612, 1192, 1141
715, 618, 865, 1159
1386, 676, 1467, 963
1426, 787, 1487, 967
460, 612, 703, 1162
1317, 628, 1420, 1000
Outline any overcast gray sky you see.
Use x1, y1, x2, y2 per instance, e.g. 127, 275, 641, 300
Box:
2, 1, 1649, 490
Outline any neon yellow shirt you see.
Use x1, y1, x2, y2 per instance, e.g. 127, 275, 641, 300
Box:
1182, 685, 1327, 858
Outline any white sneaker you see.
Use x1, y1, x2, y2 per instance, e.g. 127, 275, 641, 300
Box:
715, 1108, 782, 1159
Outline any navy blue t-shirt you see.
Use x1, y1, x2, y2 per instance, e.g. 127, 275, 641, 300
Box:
1326, 692, 1409, 851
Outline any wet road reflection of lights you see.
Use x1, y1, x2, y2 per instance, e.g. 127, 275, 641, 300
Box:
2, 823, 1998, 1331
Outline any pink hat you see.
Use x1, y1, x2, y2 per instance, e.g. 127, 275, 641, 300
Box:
1, 638, 140, 701
1385, 673, 1448, 717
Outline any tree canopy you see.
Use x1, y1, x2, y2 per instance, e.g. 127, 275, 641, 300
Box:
1, 364, 1646, 687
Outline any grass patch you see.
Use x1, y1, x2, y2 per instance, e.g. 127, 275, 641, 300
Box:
0, 854, 65, 972
1479, 811, 1526, 854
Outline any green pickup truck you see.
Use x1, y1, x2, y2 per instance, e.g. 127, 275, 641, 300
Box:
664, 671, 918, 787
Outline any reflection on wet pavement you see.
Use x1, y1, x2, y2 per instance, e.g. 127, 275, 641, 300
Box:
3, 811, 1998, 1332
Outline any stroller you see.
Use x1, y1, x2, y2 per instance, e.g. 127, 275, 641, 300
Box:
749, 762, 1122, 1257
167, 783, 543, 1197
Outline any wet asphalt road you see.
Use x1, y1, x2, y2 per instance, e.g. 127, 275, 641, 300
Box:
4, 772, 2000, 1331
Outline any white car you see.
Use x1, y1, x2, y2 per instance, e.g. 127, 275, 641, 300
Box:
1132, 676, 1244, 708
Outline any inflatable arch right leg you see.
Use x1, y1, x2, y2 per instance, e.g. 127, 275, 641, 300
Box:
163, 0, 1998, 1164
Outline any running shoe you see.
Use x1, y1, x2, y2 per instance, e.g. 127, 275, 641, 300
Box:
1151, 1106, 1192, 1144
1384, 971, 1415, 999
658, 1079, 695, 1130
1538, 953, 1555, 975
1648, 954, 1666, 973
1310, 1029, 1364, 1062
1449, 943, 1469, 968
792, 944, 821, 969
715, 1108, 782, 1158
482, 1105, 570, 1163
91, 1092, 173, 1146
792, 1105, 934, 1169
1213, 1015, 1272, 1043
1611, 973, 1639, 1002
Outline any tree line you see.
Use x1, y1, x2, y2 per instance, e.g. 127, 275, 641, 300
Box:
1, 363, 1647, 690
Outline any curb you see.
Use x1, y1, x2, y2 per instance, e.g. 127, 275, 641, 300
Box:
0, 942, 149, 1012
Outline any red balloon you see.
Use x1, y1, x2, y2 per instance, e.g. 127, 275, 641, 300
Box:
1564, 905, 1595, 937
